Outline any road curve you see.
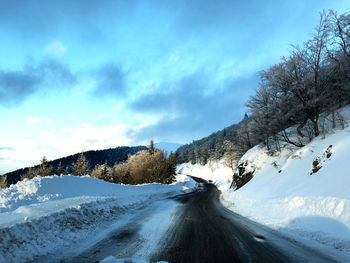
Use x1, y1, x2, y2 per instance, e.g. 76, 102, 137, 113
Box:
150, 177, 337, 263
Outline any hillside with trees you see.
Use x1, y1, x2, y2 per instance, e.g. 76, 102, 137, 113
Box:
92, 140, 177, 185
0, 146, 146, 187
176, 10, 350, 168
1, 141, 177, 188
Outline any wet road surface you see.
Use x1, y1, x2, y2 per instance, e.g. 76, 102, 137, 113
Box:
151, 177, 337, 263
62, 177, 337, 263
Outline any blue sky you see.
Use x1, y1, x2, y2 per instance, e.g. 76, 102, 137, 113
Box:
0, 0, 349, 173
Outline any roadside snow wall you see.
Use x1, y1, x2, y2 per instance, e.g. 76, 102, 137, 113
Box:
0, 175, 196, 262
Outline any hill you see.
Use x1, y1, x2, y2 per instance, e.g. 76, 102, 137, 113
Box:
0, 146, 147, 188
175, 120, 244, 164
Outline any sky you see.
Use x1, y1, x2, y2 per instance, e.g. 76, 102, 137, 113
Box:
0, 0, 349, 174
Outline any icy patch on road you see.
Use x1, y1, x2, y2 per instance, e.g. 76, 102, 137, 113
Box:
133, 200, 178, 260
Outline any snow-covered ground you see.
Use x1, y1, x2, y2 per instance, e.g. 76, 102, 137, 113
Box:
0, 174, 196, 263
178, 114, 350, 261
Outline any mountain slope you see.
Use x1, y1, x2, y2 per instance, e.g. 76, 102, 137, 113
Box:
175, 121, 241, 164
178, 113, 350, 261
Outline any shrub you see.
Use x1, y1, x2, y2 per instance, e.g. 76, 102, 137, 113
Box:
91, 161, 113, 182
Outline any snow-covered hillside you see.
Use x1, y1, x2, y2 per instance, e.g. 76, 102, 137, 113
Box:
0, 175, 196, 263
221, 126, 350, 259
178, 119, 350, 260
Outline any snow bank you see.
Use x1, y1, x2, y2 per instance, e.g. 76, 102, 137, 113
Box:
221, 125, 350, 257
0, 175, 196, 263
177, 161, 233, 191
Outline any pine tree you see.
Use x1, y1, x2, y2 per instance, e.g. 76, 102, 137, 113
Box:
149, 139, 155, 155
23, 167, 38, 179
167, 151, 177, 181
100, 161, 112, 181
73, 152, 90, 176
64, 166, 70, 175
38, 156, 52, 177
56, 161, 63, 176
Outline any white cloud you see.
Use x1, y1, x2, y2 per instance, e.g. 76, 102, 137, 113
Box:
1, 122, 132, 173
44, 40, 67, 57
26, 117, 52, 125
61, 122, 131, 153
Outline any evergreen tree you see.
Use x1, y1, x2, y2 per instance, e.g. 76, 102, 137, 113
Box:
100, 161, 112, 181
56, 161, 63, 175
149, 139, 155, 155
64, 166, 70, 175
167, 151, 176, 175
73, 152, 90, 176
38, 156, 52, 177
23, 167, 38, 179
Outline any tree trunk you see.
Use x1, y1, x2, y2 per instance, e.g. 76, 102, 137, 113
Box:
297, 118, 308, 137
312, 119, 320, 137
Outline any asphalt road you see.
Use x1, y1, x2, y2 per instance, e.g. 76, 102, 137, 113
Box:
61, 177, 338, 263
150, 177, 337, 263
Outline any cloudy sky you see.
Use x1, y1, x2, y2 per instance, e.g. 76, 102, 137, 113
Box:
0, 0, 348, 173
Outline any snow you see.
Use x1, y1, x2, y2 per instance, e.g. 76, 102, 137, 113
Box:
222, 127, 350, 230
220, 127, 350, 259
178, 112, 350, 260
0, 174, 196, 263
177, 160, 233, 191
129, 199, 179, 261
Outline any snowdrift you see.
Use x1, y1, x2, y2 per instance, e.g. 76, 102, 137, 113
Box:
222, 126, 350, 225
0, 175, 196, 262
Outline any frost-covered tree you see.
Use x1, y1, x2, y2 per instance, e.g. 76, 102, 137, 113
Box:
113, 162, 129, 183
91, 161, 112, 181
176, 10, 350, 165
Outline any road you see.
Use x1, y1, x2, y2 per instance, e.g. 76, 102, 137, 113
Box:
64, 177, 337, 263
151, 177, 336, 263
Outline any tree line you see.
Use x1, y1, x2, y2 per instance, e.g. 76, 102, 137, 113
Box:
20, 140, 176, 185
1, 145, 146, 187
243, 10, 350, 151
176, 10, 350, 165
